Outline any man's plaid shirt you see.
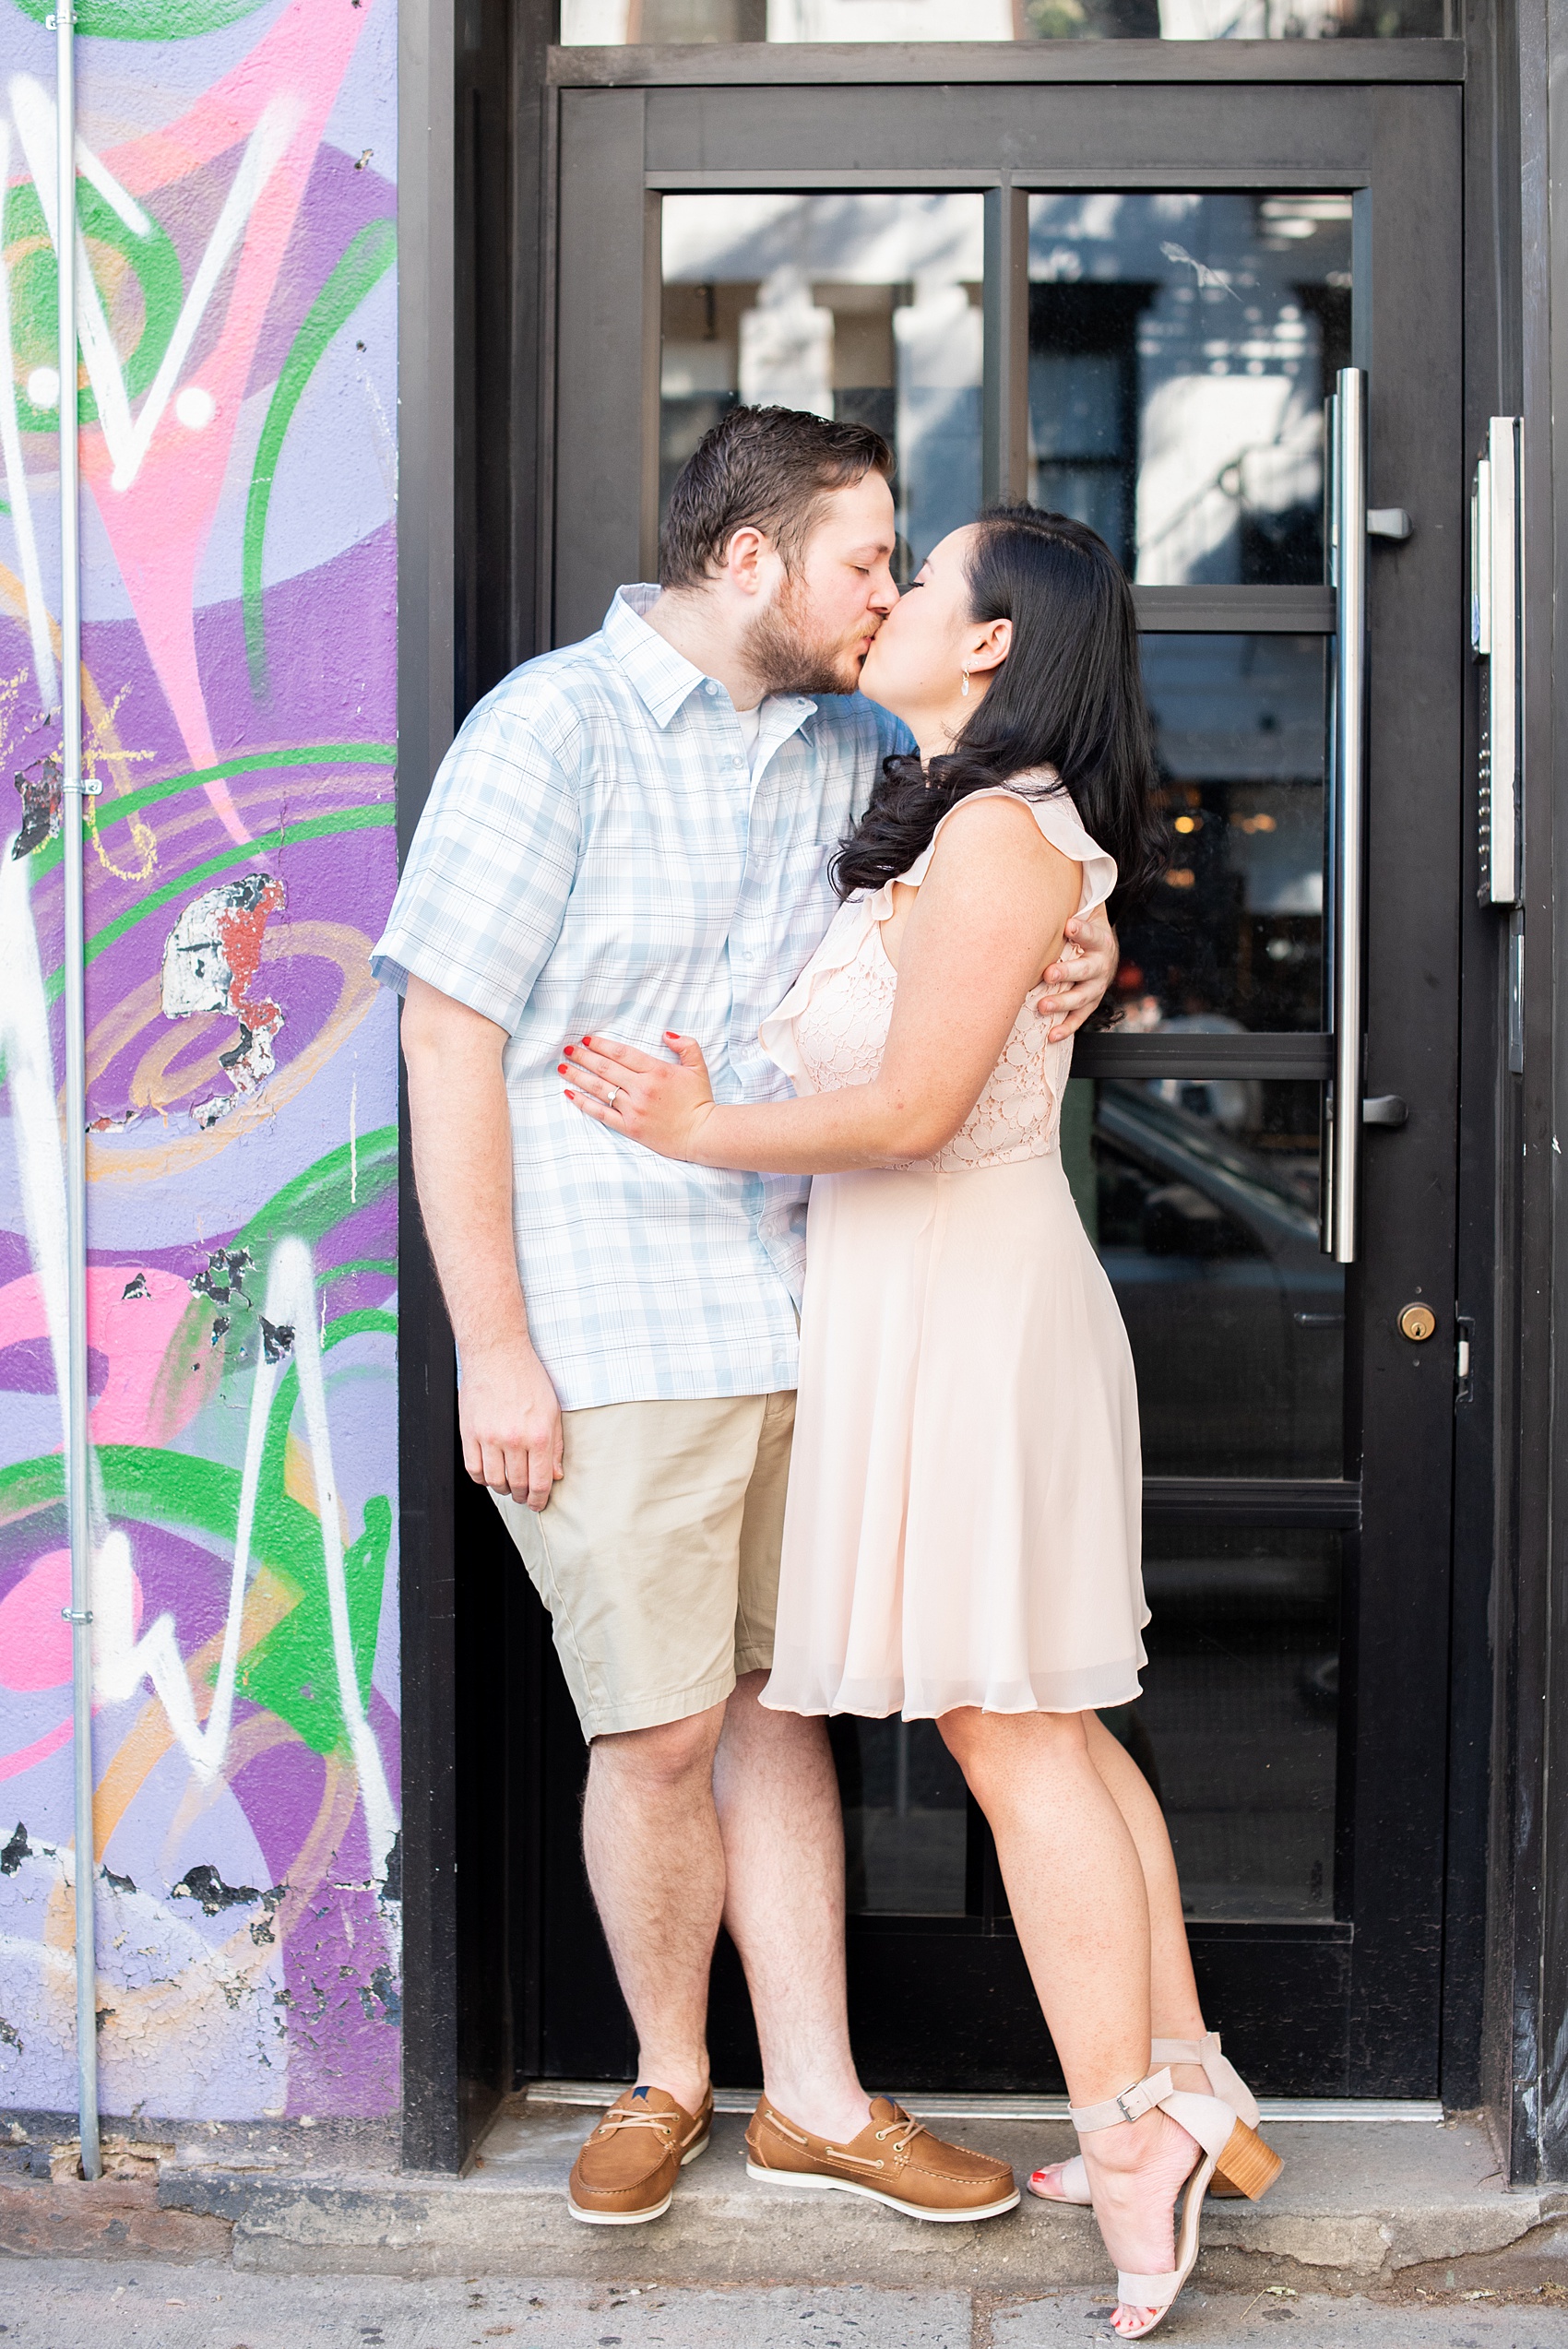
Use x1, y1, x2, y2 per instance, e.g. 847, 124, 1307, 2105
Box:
372, 585, 911, 1409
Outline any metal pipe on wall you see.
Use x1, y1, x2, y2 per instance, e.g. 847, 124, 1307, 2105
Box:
54, 0, 101, 2186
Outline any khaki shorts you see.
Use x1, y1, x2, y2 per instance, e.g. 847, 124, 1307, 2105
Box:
491, 1391, 796, 1740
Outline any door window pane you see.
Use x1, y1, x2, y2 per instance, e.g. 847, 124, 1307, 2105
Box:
565, 2, 1446, 42
830, 1716, 969, 1914
1115, 635, 1328, 1034
1130, 1526, 1341, 1921
661, 194, 984, 575
1028, 194, 1351, 585
1062, 1076, 1345, 1477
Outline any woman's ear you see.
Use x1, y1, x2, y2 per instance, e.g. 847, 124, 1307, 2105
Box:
968, 615, 1013, 677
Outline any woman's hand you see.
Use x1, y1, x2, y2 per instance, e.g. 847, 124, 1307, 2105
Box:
561, 1031, 718, 1161
1037, 902, 1119, 1043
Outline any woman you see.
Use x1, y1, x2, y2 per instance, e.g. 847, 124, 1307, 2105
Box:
560, 507, 1278, 2339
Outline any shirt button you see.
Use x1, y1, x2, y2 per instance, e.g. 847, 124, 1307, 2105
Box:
705, 681, 719, 695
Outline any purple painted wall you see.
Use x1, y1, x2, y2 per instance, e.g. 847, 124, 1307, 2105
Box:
0, 0, 401, 2121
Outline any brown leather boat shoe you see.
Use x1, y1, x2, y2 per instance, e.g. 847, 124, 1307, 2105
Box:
745, 2094, 1018, 2223
567, 2083, 713, 2224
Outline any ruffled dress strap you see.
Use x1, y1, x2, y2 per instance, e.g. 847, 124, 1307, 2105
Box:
899, 773, 1117, 916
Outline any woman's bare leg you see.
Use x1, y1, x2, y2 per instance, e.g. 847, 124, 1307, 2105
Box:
940, 1708, 1198, 2335
1028, 1715, 1210, 2208
1083, 1714, 1208, 2058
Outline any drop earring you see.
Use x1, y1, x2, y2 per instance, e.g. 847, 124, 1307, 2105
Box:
960, 664, 971, 697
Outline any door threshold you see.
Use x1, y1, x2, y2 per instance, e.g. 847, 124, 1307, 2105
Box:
523, 2081, 1443, 2125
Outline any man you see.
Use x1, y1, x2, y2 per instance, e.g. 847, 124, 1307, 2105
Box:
373, 409, 1117, 2225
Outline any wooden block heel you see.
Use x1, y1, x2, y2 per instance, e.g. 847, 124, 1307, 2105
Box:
1217, 2118, 1283, 2201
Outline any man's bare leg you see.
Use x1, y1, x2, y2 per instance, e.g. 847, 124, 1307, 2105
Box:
712, 1671, 871, 2143
580, 1702, 729, 2115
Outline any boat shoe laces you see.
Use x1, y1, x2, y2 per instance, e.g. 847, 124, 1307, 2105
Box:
844, 2108, 927, 2168
590, 2106, 677, 2145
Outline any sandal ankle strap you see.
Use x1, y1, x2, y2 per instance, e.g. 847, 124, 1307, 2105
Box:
1151, 2031, 1259, 2130
1150, 2035, 1211, 2066
1068, 2067, 1175, 2133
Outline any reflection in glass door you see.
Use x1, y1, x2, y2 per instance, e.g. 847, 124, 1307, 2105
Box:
1028, 193, 1350, 586
564, 2, 1448, 45
661, 193, 986, 575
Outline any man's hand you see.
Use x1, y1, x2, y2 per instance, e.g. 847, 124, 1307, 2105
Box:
1038, 901, 1119, 1043
459, 1338, 564, 1512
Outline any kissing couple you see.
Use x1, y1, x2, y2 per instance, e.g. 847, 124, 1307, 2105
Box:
374, 405, 1282, 2339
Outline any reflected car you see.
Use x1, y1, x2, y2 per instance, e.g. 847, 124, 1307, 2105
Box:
1087, 1080, 1345, 1479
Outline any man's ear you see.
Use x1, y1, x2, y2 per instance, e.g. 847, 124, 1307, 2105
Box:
723, 525, 770, 597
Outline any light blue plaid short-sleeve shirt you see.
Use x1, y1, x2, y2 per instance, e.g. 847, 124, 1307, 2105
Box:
372, 585, 912, 1409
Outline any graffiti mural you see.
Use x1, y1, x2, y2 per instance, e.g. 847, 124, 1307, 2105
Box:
0, 0, 399, 2119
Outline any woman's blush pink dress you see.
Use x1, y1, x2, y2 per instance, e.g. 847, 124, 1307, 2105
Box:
757, 777, 1147, 1722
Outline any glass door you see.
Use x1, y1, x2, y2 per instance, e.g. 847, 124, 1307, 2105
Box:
538, 60, 1464, 2098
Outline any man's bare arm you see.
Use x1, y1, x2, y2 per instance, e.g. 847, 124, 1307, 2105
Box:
400, 976, 563, 1511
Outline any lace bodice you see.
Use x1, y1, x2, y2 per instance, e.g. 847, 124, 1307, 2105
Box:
758, 777, 1116, 1172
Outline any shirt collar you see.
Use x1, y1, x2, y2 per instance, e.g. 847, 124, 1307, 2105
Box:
603, 585, 709, 728
603, 584, 819, 740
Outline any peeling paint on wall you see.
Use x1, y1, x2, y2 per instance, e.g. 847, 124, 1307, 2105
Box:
161, 874, 289, 1128
0, 0, 399, 2121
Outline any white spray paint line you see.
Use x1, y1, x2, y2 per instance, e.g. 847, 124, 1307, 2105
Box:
0, 840, 71, 1432
97, 1240, 398, 1872
349, 1074, 358, 1204
106, 95, 301, 492
96, 1239, 398, 1874
0, 855, 398, 1881
70, 136, 150, 239
7, 80, 301, 494
0, 122, 59, 708
10, 76, 137, 477
0, 844, 196, 1759
265, 1239, 398, 1880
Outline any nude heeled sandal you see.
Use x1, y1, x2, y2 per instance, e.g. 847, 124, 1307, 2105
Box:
1068, 2067, 1236, 2341
1028, 2030, 1282, 2208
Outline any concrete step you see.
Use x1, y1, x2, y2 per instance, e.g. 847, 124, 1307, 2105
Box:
140, 2095, 1568, 2294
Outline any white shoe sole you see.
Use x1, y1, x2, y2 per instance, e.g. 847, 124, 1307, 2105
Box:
745, 2160, 1019, 2224
567, 2127, 710, 2224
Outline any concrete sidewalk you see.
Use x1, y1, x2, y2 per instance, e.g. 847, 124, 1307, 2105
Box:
154, 2102, 1568, 2295
2, 2096, 1564, 2303
2, 2260, 1568, 2347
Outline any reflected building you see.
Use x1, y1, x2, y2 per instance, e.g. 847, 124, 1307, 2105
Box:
661, 192, 984, 575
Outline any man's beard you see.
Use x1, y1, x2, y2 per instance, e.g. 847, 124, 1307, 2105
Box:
742, 577, 872, 697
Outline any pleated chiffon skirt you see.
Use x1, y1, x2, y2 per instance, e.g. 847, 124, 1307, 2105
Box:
761, 1150, 1148, 1722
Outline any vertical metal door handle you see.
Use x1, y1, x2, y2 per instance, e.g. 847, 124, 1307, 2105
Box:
1473, 417, 1522, 907
1323, 368, 1368, 1265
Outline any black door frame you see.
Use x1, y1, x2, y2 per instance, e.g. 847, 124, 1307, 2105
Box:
542, 63, 1462, 2103
394, 6, 1568, 2182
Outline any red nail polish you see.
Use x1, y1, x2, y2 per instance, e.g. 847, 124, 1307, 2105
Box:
564, 1044, 575, 1056
564, 1087, 575, 1098
581, 1035, 592, 1046
557, 1064, 567, 1075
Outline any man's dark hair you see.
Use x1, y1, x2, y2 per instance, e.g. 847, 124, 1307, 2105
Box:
659, 404, 893, 591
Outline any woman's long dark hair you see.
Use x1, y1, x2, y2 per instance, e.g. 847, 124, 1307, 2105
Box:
832, 505, 1165, 926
